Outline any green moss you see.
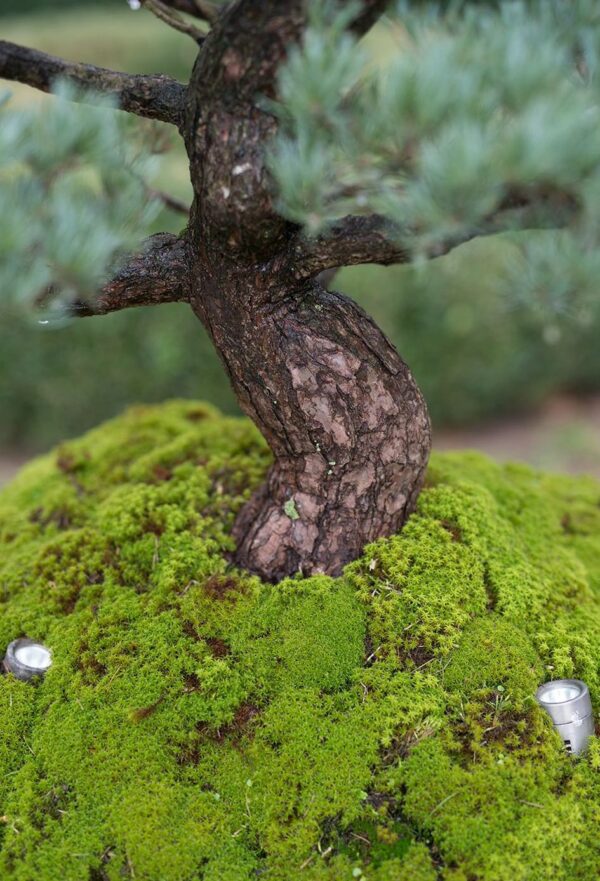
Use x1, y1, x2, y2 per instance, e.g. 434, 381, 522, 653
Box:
0, 401, 599, 880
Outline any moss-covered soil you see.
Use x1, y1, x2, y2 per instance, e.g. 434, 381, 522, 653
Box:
1, 401, 600, 881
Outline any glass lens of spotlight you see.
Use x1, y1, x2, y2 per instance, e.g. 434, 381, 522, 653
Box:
14, 643, 51, 671
540, 683, 581, 704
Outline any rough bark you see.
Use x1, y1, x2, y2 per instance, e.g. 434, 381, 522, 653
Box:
180, 0, 430, 580
71, 234, 190, 316
289, 215, 410, 279
190, 270, 429, 580
287, 182, 583, 276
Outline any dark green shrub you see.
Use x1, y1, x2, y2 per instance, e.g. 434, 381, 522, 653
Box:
339, 236, 600, 427
0, 304, 238, 451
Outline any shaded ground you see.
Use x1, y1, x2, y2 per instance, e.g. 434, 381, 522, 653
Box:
435, 393, 600, 479
0, 454, 29, 487
1, 394, 599, 489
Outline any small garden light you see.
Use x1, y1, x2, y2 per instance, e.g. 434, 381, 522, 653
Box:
536, 679, 594, 755
2, 638, 52, 682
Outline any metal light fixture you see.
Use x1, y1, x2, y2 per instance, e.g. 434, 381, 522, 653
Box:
536, 679, 594, 755
2, 638, 52, 682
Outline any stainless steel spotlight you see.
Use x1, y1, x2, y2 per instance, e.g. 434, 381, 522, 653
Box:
2, 638, 52, 681
536, 679, 594, 755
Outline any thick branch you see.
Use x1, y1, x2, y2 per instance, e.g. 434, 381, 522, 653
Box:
0, 41, 186, 126
289, 215, 408, 278
290, 186, 581, 277
70, 233, 190, 316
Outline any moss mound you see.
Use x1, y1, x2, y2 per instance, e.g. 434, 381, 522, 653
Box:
1, 401, 600, 881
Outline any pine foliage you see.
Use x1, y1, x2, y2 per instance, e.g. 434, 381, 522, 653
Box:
2, 1, 600, 326
270, 0, 600, 320
0, 84, 160, 317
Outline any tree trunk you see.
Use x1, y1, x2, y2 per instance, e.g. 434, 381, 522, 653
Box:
1, 0, 433, 582
180, 0, 431, 581
188, 259, 431, 581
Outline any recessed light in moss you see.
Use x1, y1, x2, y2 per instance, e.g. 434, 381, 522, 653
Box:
2, 638, 52, 681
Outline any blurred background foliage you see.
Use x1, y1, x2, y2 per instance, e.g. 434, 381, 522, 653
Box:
1, 0, 117, 13
0, 3, 599, 457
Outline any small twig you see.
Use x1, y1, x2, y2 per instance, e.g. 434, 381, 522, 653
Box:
430, 790, 460, 816
142, 0, 206, 42
22, 738, 36, 757
152, 533, 160, 569
148, 187, 190, 216
190, 0, 219, 22
299, 853, 316, 871
127, 852, 136, 879
416, 657, 434, 671
161, 0, 219, 23
365, 644, 381, 664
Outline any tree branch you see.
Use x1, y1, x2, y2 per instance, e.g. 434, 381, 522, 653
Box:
289, 215, 408, 278
289, 186, 581, 278
141, 0, 206, 42
0, 40, 186, 127
69, 233, 190, 316
161, 0, 219, 23
350, 0, 392, 36
147, 188, 190, 215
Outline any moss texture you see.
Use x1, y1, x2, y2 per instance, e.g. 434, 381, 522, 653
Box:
1, 400, 600, 881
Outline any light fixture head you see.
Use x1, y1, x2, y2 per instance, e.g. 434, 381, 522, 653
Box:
536, 679, 594, 755
2, 638, 52, 682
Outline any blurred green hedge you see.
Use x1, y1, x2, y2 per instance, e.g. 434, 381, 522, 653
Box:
340, 237, 600, 428
2, 236, 599, 453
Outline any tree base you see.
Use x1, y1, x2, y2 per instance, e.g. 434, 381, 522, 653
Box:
193, 283, 431, 582
232, 452, 426, 581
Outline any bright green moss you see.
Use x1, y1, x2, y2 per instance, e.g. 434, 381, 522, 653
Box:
0, 401, 599, 880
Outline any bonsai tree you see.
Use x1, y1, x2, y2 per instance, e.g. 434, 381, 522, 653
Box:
1, 0, 599, 582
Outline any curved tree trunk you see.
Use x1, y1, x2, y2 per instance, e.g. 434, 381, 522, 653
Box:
179, 0, 432, 581
189, 261, 430, 581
